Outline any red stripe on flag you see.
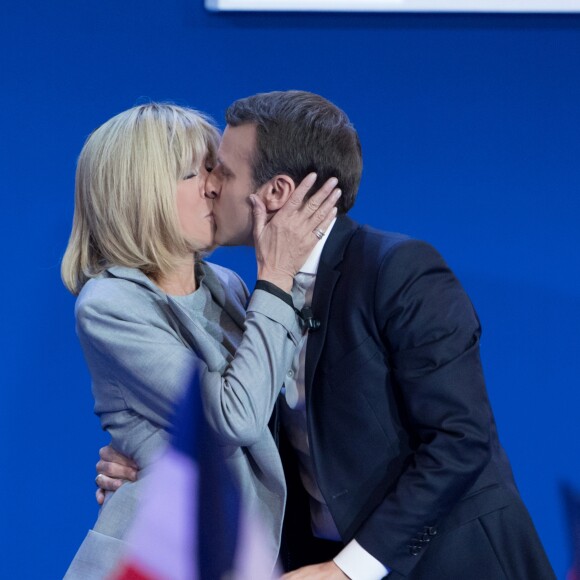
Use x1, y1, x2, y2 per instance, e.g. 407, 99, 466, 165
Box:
110, 561, 161, 580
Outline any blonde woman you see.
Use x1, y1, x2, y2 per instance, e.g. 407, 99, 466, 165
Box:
62, 103, 338, 579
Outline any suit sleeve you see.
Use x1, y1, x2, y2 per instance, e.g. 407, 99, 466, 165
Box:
354, 239, 492, 575
76, 280, 302, 446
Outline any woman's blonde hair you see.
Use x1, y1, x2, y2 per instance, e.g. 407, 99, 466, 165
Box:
61, 103, 220, 295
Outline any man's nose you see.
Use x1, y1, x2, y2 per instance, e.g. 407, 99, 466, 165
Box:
205, 172, 218, 199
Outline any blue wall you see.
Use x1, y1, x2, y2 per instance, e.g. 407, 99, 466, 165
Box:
0, 2, 578, 577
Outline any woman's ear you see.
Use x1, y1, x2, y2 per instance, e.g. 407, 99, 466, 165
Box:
259, 174, 296, 211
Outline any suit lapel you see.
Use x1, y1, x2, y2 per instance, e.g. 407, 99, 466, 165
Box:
305, 216, 361, 397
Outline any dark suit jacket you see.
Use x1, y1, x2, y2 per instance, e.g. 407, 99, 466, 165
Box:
279, 216, 554, 579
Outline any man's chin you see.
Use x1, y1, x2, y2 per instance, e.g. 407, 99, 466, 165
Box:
214, 232, 255, 247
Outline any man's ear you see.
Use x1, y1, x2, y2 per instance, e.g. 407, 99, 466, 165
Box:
259, 174, 296, 212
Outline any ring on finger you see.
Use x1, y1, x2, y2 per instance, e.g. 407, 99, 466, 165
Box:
313, 228, 325, 240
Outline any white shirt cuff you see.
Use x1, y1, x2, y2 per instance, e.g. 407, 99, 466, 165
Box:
333, 539, 389, 580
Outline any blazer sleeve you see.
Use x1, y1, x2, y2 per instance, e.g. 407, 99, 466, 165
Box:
201, 288, 302, 445
76, 279, 302, 446
354, 239, 492, 573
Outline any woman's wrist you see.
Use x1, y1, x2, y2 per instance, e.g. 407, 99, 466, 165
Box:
257, 269, 293, 293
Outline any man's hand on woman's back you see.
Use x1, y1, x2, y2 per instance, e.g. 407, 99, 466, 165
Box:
95, 445, 138, 505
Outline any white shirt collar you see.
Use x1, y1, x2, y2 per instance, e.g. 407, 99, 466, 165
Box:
298, 218, 337, 275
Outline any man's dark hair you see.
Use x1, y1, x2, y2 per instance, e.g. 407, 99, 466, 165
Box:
225, 90, 362, 215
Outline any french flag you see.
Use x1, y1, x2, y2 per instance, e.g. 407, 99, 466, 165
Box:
110, 370, 278, 580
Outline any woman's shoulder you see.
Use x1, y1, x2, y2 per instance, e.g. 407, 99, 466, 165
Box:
76, 268, 162, 319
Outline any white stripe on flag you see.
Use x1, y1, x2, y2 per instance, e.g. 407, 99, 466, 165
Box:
123, 448, 198, 580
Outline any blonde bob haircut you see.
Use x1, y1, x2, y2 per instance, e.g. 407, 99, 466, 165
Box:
61, 103, 220, 295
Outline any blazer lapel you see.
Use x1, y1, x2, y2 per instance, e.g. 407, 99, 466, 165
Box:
166, 263, 247, 372
305, 216, 361, 397
166, 295, 231, 372
199, 261, 247, 330
107, 264, 241, 373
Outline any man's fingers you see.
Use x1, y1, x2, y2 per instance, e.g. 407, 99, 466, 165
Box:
99, 445, 138, 469
96, 459, 138, 481
280, 561, 347, 579
96, 488, 105, 505
94, 445, 136, 505
95, 473, 126, 492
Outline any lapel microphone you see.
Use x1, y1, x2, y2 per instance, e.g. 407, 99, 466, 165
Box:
299, 306, 321, 331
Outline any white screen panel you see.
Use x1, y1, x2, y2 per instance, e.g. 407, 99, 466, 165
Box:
206, 0, 580, 12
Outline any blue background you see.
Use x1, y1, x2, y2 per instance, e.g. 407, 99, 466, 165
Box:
0, 2, 578, 578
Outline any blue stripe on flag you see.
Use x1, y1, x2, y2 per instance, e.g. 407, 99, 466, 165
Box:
171, 369, 241, 579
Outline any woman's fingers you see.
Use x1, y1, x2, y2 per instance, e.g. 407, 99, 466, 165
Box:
252, 173, 341, 289
311, 205, 339, 242
280, 174, 339, 218
284, 172, 318, 209
309, 188, 341, 229
250, 194, 268, 245
301, 177, 339, 218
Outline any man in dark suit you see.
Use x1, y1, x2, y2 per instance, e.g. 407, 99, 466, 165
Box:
210, 90, 555, 580
98, 90, 555, 579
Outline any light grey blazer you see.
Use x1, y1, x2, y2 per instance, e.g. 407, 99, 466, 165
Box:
65, 262, 302, 579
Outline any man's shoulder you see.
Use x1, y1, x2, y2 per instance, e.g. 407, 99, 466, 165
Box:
358, 223, 411, 247
342, 219, 446, 275
337, 215, 409, 244
350, 220, 431, 258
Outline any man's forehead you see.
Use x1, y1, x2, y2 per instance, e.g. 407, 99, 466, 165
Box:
219, 124, 256, 161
